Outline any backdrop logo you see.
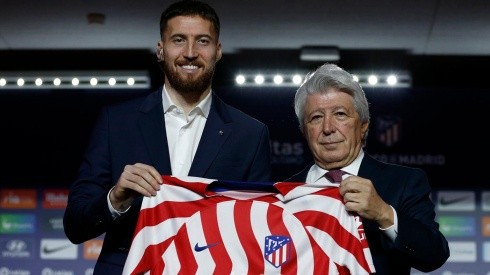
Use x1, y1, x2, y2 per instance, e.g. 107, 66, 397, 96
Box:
0, 238, 33, 259
41, 213, 64, 232
482, 191, 490, 211
271, 141, 304, 165
437, 191, 475, 212
483, 242, 490, 262
437, 216, 475, 236
447, 241, 476, 262
482, 216, 490, 237
42, 189, 68, 209
0, 189, 37, 209
375, 116, 401, 147
40, 238, 78, 259
84, 239, 103, 260
0, 214, 35, 234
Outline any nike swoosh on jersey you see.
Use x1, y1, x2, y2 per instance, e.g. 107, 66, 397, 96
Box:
42, 244, 72, 254
439, 196, 468, 205
194, 242, 220, 252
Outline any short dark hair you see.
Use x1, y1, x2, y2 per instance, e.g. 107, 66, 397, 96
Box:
159, 0, 220, 38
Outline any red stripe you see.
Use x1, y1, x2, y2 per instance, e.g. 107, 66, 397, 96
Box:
174, 224, 198, 273
135, 194, 232, 237
234, 201, 265, 274
295, 210, 371, 272
130, 238, 172, 274
274, 182, 305, 196
306, 230, 334, 274
201, 203, 232, 274
266, 204, 298, 275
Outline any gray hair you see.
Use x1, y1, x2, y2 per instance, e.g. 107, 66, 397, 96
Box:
294, 63, 370, 145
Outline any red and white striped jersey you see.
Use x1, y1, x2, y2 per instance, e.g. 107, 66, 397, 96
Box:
122, 176, 375, 275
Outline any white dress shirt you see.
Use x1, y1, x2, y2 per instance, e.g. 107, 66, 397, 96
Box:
108, 86, 212, 218
162, 86, 211, 177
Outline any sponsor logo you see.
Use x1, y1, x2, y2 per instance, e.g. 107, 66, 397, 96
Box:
41, 267, 75, 275
42, 244, 72, 254
0, 214, 35, 234
0, 267, 30, 274
440, 196, 469, 206
194, 242, 220, 252
483, 242, 490, 262
42, 189, 69, 209
41, 213, 64, 232
447, 241, 476, 262
40, 239, 77, 259
437, 216, 475, 237
437, 191, 475, 211
84, 239, 103, 260
0, 238, 33, 258
482, 216, 490, 237
0, 189, 36, 209
482, 192, 490, 211
372, 154, 446, 166
271, 141, 304, 165
264, 235, 291, 268
375, 116, 401, 147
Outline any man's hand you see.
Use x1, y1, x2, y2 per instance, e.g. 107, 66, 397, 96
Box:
109, 163, 163, 211
339, 175, 394, 229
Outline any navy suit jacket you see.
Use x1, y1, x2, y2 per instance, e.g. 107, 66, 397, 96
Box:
286, 153, 449, 275
63, 88, 272, 273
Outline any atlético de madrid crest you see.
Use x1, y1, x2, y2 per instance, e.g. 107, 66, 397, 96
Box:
375, 115, 402, 147
264, 235, 292, 268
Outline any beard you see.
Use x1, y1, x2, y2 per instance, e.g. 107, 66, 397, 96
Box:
163, 61, 215, 95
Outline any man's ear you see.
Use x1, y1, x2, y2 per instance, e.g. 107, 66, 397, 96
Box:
216, 42, 222, 61
156, 41, 164, 62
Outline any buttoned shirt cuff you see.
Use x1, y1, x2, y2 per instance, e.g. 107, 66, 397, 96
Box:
107, 186, 131, 219
378, 205, 398, 242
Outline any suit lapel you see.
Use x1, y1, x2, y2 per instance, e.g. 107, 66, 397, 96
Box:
358, 153, 387, 193
188, 94, 232, 177
137, 90, 172, 174
358, 154, 378, 179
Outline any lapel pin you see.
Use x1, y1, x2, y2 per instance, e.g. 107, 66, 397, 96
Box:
218, 130, 223, 136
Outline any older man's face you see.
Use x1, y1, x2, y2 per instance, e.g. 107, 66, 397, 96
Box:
303, 89, 369, 170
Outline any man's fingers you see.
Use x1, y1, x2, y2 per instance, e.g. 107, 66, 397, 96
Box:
120, 164, 162, 196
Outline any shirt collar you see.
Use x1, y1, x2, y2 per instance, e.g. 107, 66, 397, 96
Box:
161, 85, 212, 118
309, 149, 365, 182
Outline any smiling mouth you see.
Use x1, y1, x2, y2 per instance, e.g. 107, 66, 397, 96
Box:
180, 64, 199, 70
321, 140, 340, 145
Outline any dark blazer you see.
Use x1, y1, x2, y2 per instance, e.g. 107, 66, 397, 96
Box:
286, 153, 449, 275
63, 88, 272, 273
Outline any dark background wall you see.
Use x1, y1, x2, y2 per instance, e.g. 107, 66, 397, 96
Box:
0, 50, 488, 188
0, 50, 488, 274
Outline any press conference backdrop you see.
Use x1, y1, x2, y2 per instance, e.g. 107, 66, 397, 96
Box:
0, 85, 488, 274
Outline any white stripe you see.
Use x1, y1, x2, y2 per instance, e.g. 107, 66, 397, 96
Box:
217, 201, 249, 274
308, 226, 371, 275
161, 241, 181, 275
187, 212, 216, 274
141, 183, 204, 210
281, 194, 359, 236
123, 217, 187, 274
281, 243, 287, 263
281, 210, 315, 274
250, 201, 274, 275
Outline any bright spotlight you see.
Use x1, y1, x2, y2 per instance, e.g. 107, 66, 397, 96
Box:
273, 75, 283, 84
235, 75, 245, 85
254, 75, 264, 85
387, 75, 397, 86
368, 75, 378, 85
